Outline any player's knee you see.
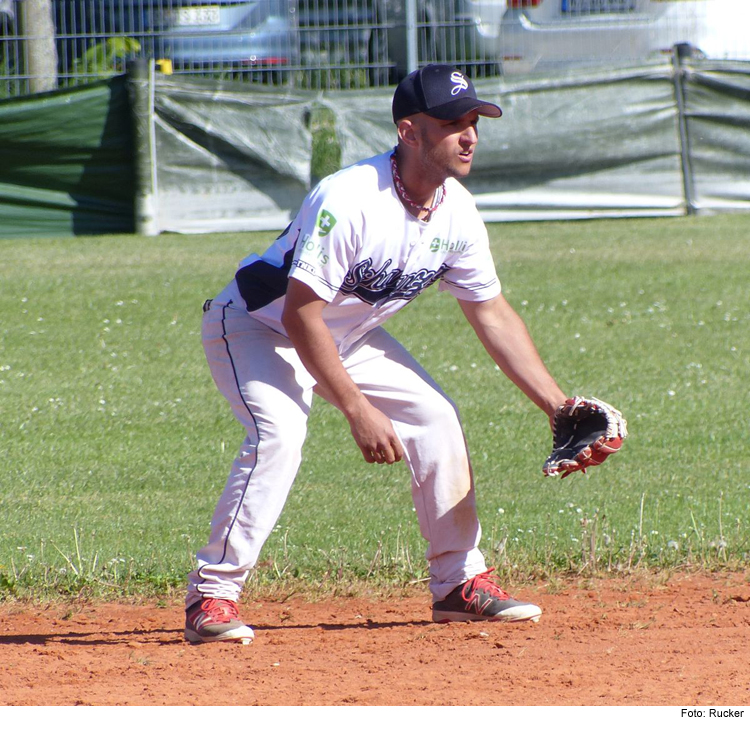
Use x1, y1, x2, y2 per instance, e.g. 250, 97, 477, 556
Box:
258, 419, 307, 459
418, 394, 463, 434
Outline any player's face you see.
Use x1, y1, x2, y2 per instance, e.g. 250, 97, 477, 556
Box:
414, 111, 480, 182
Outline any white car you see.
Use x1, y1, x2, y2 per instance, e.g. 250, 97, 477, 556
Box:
460, 0, 750, 76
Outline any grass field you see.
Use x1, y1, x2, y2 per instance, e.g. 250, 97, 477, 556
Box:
0, 214, 748, 600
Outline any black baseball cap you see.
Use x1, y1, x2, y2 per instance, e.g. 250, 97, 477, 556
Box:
392, 64, 502, 123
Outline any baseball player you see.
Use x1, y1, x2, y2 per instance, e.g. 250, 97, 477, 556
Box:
185, 64, 568, 644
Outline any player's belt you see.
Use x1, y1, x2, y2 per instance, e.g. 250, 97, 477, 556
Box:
202, 299, 213, 313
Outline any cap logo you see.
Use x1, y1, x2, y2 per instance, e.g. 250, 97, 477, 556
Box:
450, 71, 468, 96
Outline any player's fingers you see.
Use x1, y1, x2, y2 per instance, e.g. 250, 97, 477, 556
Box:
389, 436, 405, 464
358, 442, 388, 464
371, 446, 394, 464
362, 440, 403, 465
375, 433, 405, 465
379, 444, 397, 465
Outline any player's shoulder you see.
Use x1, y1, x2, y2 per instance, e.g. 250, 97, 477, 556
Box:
314, 151, 391, 198
444, 176, 477, 203
301, 152, 392, 228
442, 177, 483, 223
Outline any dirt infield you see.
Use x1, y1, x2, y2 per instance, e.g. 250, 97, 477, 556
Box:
1, 572, 748, 706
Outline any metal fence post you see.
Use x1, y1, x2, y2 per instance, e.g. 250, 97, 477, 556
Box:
127, 59, 159, 236
19, 0, 58, 93
672, 42, 696, 216
405, 0, 418, 75
390, 0, 419, 81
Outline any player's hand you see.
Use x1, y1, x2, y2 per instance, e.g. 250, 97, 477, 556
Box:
346, 400, 404, 465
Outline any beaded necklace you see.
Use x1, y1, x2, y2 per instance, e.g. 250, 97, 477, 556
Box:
390, 151, 445, 215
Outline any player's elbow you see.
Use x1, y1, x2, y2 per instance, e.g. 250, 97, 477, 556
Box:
280, 303, 301, 339
461, 294, 514, 331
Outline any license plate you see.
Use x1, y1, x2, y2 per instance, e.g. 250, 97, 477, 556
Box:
561, 0, 637, 12
172, 5, 221, 26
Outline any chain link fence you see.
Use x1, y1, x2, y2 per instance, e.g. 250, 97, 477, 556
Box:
1, 0, 748, 98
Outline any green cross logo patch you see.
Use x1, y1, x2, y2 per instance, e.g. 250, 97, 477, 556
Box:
317, 209, 337, 237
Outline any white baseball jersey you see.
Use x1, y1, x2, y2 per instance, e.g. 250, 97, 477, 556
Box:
232, 151, 501, 353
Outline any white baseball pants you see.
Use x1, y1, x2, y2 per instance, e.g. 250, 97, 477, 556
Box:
186, 289, 488, 607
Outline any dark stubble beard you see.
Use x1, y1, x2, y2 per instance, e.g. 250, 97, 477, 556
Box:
417, 128, 472, 183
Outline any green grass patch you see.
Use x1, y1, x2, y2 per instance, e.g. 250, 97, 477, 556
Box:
1, 214, 748, 600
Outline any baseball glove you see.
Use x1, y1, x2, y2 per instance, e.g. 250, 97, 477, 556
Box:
543, 396, 628, 478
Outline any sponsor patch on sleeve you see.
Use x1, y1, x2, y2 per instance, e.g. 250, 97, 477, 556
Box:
316, 209, 337, 237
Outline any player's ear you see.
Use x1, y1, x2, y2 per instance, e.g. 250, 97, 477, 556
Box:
397, 118, 420, 149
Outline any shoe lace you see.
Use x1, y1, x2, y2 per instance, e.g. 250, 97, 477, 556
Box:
201, 598, 240, 622
461, 568, 510, 603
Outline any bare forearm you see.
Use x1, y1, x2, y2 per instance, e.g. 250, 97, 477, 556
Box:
281, 279, 404, 464
481, 314, 565, 415
460, 295, 566, 416
282, 307, 365, 418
